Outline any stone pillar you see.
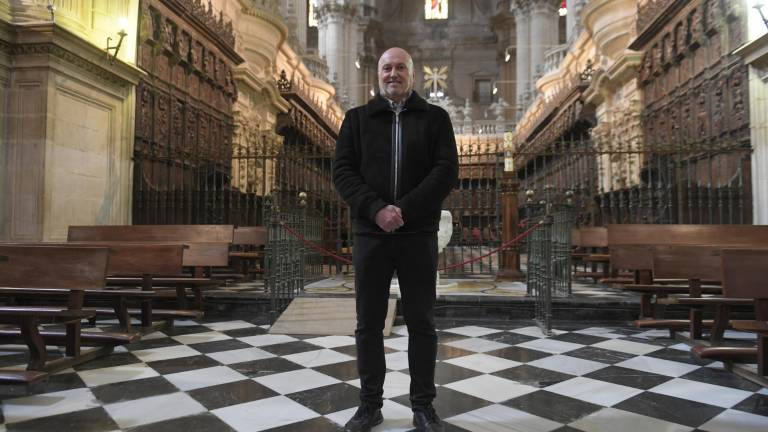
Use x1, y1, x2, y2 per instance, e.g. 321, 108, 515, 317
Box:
316, 0, 357, 102
565, 0, 586, 43
513, 0, 530, 118
498, 132, 524, 280
529, 0, 559, 85
749, 68, 768, 224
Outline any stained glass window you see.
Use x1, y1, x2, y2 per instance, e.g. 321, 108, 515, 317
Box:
425, 0, 448, 20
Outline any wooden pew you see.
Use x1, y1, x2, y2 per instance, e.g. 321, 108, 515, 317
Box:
696, 249, 768, 376
631, 245, 724, 338
571, 227, 611, 282
227, 226, 267, 280
0, 245, 137, 375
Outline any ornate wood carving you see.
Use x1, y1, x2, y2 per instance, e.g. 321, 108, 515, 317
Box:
635, 0, 749, 147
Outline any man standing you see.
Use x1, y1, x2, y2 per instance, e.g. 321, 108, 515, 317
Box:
333, 47, 458, 432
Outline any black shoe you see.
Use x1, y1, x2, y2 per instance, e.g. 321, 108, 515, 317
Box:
344, 405, 383, 432
412, 405, 444, 431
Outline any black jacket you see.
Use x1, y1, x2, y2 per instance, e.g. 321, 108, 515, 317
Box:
333, 91, 459, 234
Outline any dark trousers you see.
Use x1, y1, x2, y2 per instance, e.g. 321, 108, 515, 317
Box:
353, 233, 438, 410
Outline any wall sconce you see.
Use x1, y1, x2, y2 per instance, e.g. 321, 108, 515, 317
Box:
354, 56, 361, 69
369, 87, 375, 97
492, 84, 498, 95
755, 2, 768, 30
504, 47, 511, 63
106, 17, 129, 65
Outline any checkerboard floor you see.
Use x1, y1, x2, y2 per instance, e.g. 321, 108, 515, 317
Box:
1, 319, 767, 431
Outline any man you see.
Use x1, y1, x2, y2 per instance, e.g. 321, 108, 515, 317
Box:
333, 47, 458, 432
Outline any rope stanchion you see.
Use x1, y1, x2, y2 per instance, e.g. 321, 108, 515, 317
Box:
278, 220, 544, 271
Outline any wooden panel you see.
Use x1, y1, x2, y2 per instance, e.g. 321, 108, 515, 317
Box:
0, 245, 108, 289
68, 225, 234, 243
575, 227, 607, 248
607, 224, 768, 246
721, 249, 768, 299
651, 245, 723, 281
233, 226, 267, 246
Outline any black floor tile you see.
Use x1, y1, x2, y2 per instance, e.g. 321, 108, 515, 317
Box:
645, 348, 711, 366
485, 346, 551, 363
614, 392, 724, 428
188, 379, 278, 410
332, 345, 358, 358
681, 367, 762, 392
189, 339, 253, 354
28, 372, 86, 395
733, 393, 768, 417
436, 345, 474, 361
223, 326, 268, 338
72, 351, 143, 371
393, 386, 492, 419
550, 333, 609, 345
565, 346, 636, 365
5, 407, 118, 432
494, 365, 575, 388
161, 325, 212, 337
147, 354, 221, 375
286, 382, 360, 415
264, 416, 341, 432
125, 336, 181, 351
91, 376, 178, 404
479, 332, 537, 345
260, 341, 323, 356
504, 390, 602, 423
583, 366, 672, 390
314, 360, 359, 382
229, 357, 304, 378
433, 362, 482, 385
128, 412, 237, 432
437, 333, 470, 344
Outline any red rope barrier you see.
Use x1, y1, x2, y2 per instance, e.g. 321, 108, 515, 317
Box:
278, 220, 543, 271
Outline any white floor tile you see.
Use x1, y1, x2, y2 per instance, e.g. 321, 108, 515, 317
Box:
444, 337, 510, 353
444, 353, 521, 373
213, 396, 320, 432
616, 356, 701, 377
131, 345, 201, 363
446, 404, 563, 432
508, 326, 567, 338
104, 392, 206, 429
545, 377, 643, 407
444, 374, 538, 403
383, 336, 410, 351
302, 335, 356, 349
1, 388, 100, 424
515, 338, 583, 354
283, 349, 354, 368
385, 351, 410, 371
77, 364, 159, 387
443, 326, 504, 337
573, 327, 625, 339
206, 347, 275, 365
203, 320, 257, 331
391, 325, 409, 336
171, 331, 231, 345
346, 371, 412, 399
255, 368, 339, 394
570, 407, 692, 432
528, 355, 608, 376
326, 399, 414, 431
164, 366, 247, 391
633, 329, 673, 339
669, 343, 693, 352
239, 334, 298, 347
591, 339, 662, 356
698, 409, 768, 432
649, 378, 753, 408
722, 330, 757, 340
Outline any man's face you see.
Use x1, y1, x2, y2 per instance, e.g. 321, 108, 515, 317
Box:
378, 49, 414, 102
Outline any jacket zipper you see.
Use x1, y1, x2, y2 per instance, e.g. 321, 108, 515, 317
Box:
393, 110, 401, 202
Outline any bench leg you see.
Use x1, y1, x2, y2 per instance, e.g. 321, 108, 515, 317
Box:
113, 297, 131, 331
711, 304, 730, 345
65, 321, 81, 358
640, 294, 653, 318
759, 335, 767, 377
141, 299, 153, 328
175, 286, 189, 309
689, 309, 703, 340
19, 316, 46, 370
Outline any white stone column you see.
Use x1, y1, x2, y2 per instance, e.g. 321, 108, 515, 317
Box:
750, 69, 768, 224
316, 0, 356, 94
565, 0, 587, 43
513, 0, 530, 117
530, 0, 559, 85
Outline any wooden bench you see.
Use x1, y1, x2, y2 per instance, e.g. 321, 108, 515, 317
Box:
67, 225, 232, 307
695, 249, 768, 376
0, 245, 137, 376
225, 226, 267, 280
571, 227, 611, 282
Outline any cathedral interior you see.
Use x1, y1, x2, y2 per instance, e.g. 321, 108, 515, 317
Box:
1, 0, 768, 430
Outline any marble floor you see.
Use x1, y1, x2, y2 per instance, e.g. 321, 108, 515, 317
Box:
1, 318, 766, 431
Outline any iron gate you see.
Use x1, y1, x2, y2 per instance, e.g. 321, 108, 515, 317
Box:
526, 187, 573, 335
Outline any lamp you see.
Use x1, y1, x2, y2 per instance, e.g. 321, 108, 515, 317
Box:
106, 17, 129, 65
354, 56, 361, 69
755, 2, 768, 30
504, 47, 511, 63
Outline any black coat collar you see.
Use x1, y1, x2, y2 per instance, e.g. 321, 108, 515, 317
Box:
366, 91, 429, 116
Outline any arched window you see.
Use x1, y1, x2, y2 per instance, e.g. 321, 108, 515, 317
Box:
425, 0, 448, 20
